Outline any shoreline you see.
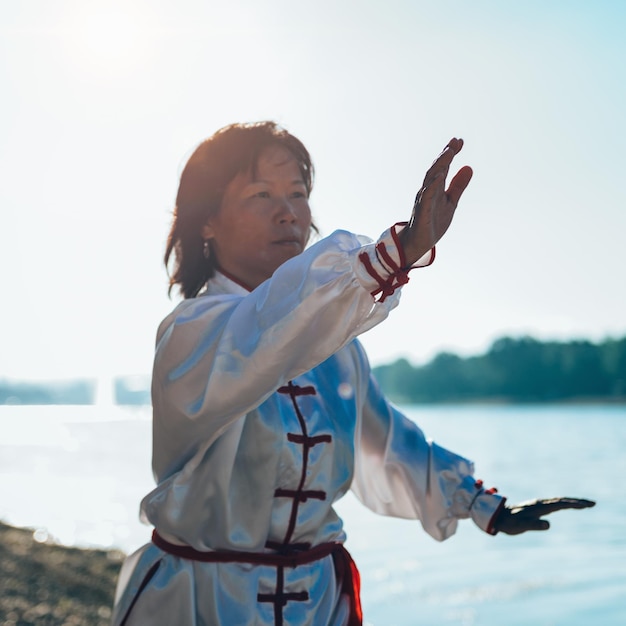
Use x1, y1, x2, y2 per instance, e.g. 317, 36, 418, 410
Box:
0, 520, 123, 626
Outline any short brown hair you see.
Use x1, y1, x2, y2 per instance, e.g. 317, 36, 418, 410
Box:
164, 121, 314, 298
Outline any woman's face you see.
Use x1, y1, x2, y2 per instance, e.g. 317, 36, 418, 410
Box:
202, 145, 312, 289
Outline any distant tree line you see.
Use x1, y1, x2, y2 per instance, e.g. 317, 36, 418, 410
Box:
3, 336, 626, 405
0, 379, 96, 405
372, 335, 626, 404
0, 376, 150, 406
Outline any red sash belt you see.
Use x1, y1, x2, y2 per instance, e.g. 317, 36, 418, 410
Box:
152, 530, 362, 625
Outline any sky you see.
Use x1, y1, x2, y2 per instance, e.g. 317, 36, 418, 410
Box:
1, 0, 625, 380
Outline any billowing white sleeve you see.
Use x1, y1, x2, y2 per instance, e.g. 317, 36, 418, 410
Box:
350, 342, 505, 541
152, 227, 427, 481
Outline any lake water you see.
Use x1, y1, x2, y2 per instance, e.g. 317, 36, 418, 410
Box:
1, 404, 624, 625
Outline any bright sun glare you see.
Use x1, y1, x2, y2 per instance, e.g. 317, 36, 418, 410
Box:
81, 11, 137, 62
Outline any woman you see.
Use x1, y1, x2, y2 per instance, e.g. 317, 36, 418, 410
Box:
112, 122, 593, 626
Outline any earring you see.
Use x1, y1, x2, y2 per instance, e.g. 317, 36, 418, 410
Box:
202, 240, 210, 259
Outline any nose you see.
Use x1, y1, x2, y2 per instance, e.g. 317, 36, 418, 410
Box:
275, 197, 298, 224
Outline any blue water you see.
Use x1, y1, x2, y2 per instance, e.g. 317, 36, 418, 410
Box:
1, 404, 624, 625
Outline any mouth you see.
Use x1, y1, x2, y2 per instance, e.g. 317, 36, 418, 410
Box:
272, 238, 302, 248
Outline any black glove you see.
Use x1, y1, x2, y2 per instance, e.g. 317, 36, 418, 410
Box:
492, 497, 595, 535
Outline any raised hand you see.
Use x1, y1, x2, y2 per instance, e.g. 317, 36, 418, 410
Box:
493, 497, 596, 535
398, 138, 473, 266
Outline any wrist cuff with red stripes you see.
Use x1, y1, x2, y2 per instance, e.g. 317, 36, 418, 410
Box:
357, 223, 435, 302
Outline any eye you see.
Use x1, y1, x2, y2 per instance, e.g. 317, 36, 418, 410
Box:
290, 191, 306, 199
253, 191, 270, 199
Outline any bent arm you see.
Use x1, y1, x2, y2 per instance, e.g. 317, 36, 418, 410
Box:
152, 227, 430, 480
350, 343, 504, 541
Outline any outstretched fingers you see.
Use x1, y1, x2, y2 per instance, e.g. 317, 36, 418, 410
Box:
400, 136, 473, 265
512, 498, 596, 517
439, 137, 465, 159
421, 139, 472, 210
423, 138, 464, 185
544, 497, 596, 513
495, 497, 595, 535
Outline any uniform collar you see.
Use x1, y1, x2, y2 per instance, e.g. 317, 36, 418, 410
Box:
203, 271, 251, 297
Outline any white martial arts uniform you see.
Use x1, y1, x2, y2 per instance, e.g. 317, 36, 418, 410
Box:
111, 226, 504, 626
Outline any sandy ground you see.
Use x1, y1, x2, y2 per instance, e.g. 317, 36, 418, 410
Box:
0, 521, 124, 626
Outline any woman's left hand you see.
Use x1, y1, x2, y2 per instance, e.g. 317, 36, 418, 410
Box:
493, 497, 596, 535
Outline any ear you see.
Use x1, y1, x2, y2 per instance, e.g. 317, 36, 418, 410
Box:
201, 222, 214, 240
